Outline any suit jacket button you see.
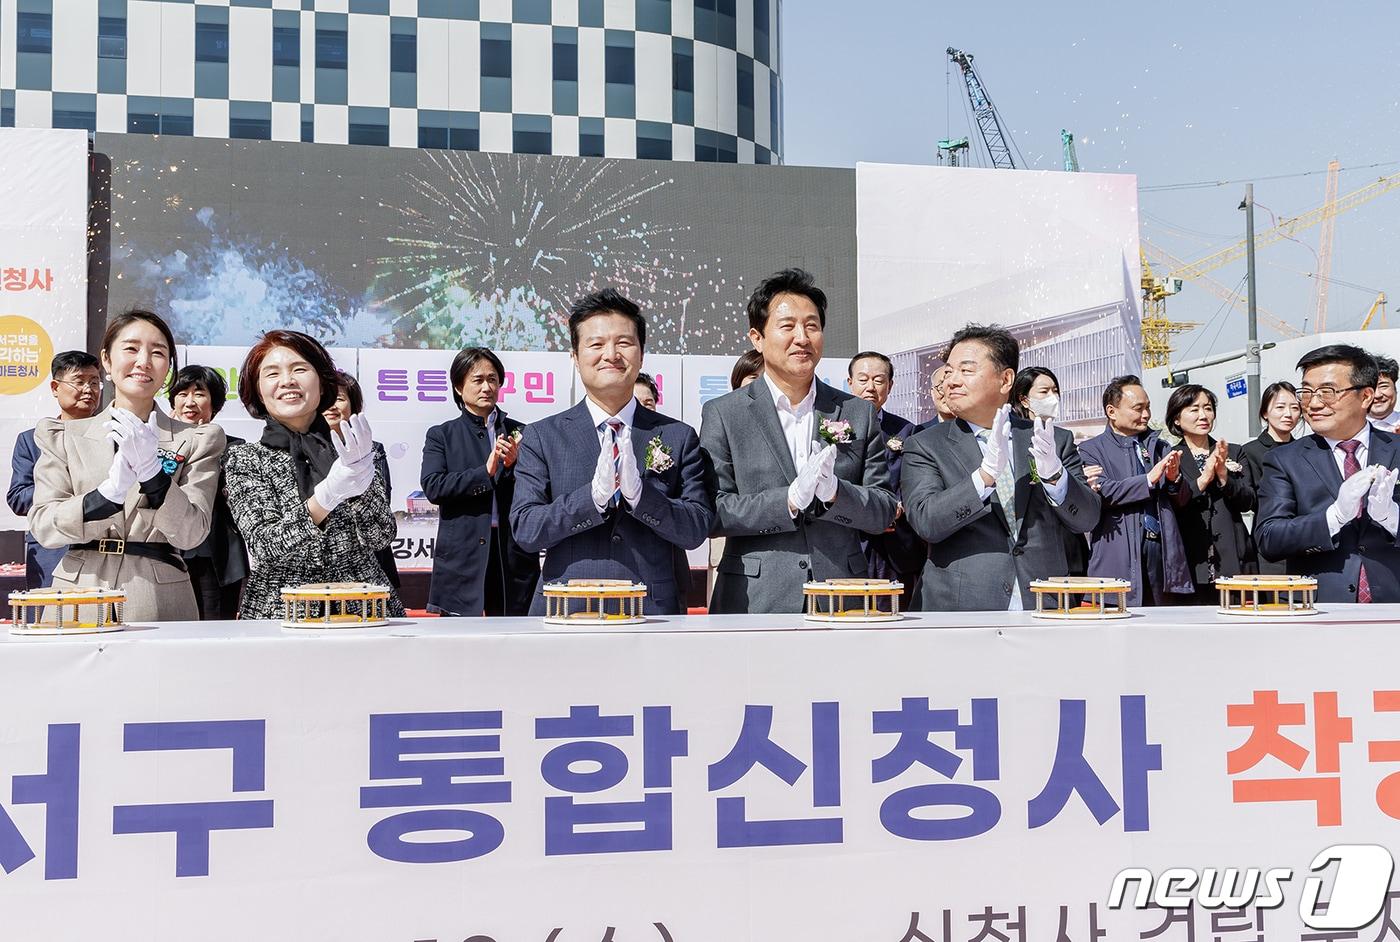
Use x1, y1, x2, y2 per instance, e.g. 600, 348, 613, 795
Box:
799, 560, 808, 569
1003, 582, 1012, 594
612, 534, 622, 543
478, 537, 486, 545
1349, 584, 1357, 593
1012, 547, 1024, 556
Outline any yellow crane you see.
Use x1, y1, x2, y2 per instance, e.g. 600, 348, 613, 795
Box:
1362, 292, 1389, 330
1144, 169, 1400, 362
1314, 159, 1341, 332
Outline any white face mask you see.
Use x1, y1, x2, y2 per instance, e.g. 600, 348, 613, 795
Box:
1028, 393, 1060, 420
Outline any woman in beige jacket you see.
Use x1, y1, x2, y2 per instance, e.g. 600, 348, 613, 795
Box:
29, 310, 225, 622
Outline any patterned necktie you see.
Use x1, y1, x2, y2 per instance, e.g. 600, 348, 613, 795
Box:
606, 419, 623, 508
1338, 439, 1371, 603
978, 429, 1019, 537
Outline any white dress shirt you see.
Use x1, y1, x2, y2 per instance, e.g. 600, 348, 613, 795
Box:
1322, 423, 1397, 537
1370, 409, 1400, 431
763, 372, 817, 469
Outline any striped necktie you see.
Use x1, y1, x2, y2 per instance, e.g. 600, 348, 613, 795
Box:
1338, 439, 1371, 603
607, 419, 623, 508
978, 429, 1018, 537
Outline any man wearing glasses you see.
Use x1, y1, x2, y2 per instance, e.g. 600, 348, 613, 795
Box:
6, 351, 103, 588
1256, 344, 1400, 603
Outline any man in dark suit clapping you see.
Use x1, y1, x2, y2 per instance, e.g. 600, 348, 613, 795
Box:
510, 290, 714, 616
1256, 344, 1400, 603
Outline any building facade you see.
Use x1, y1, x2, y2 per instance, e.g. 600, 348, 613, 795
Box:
1, 0, 783, 163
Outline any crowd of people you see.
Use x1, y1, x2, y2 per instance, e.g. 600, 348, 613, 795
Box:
9, 270, 1400, 620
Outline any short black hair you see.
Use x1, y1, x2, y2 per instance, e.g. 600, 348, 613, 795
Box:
50, 350, 98, 379
747, 268, 827, 334
449, 346, 505, 410
167, 365, 229, 417
730, 349, 764, 390
239, 330, 340, 419
1296, 344, 1379, 390
568, 288, 646, 352
634, 371, 659, 400
102, 308, 179, 379
1103, 374, 1144, 412
1164, 383, 1217, 437
1259, 380, 1298, 419
1010, 366, 1058, 419
944, 324, 1019, 375
848, 351, 893, 380
1376, 355, 1398, 383
333, 369, 364, 415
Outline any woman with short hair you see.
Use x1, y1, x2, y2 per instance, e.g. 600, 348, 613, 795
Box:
223, 330, 404, 619
168, 364, 248, 619
30, 309, 225, 621
1164, 383, 1256, 600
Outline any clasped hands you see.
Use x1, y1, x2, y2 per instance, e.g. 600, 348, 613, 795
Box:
313, 414, 377, 512
1332, 463, 1400, 531
977, 404, 1062, 489
788, 444, 838, 514
97, 408, 163, 503
592, 425, 643, 511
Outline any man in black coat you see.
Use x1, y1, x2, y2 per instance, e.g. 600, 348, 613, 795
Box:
421, 347, 540, 616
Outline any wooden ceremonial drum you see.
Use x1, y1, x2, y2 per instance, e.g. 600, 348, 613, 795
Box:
1215, 574, 1319, 616
1029, 577, 1132, 619
802, 578, 903, 623
281, 582, 392, 629
8, 587, 127, 635
542, 579, 648, 625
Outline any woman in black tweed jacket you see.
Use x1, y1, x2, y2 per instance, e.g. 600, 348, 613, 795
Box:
223, 330, 405, 620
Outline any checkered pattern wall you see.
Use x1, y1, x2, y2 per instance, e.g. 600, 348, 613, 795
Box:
0, 0, 782, 163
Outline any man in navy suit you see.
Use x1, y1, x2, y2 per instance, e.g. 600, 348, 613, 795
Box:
847, 350, 925, 604
7, 350, 102, 588
1257, 344, 1400, 603
421, 347, 539, 616
510, 289, 714, 615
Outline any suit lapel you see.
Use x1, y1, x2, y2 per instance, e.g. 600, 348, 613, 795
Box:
560, 400, 605, 472
1303, 434, 1344, 490
631, 406, 657, 472
746, 378, 799, 481
1011, 418, 1033, 523
811, 381, 839, 450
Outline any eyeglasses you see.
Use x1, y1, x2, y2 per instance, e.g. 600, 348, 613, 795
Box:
1298, 386, 1362, 405
56, 379, 102, 393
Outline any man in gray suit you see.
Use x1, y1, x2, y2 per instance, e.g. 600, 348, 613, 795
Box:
901, 325, 1099, 611
701, 268, 898, 614
510, 289, 714, 615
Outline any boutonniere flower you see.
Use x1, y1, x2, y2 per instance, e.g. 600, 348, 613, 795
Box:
886, 436, 904, 453
819, 417, 854, 445
1028, 454, 1041, 485
1225, 458, 1243, 474
644, 436, 674, 473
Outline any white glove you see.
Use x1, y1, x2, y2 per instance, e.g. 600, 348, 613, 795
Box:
591, 433, 619, 511
1367, 465, 1400, 530
96, 449, 139, 504
313, 420, 377, 512
335, 413, 376, 469
788, 449, 824, 512
979, 404, 1012, 484
813, 443, 838, 503
107, 408, 162, 480
1029, 416, 1064, 481
1333, 465, 1376, 523
617, 428, 643, 504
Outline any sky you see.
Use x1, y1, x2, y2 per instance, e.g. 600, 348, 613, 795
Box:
782, 0, 1400, 363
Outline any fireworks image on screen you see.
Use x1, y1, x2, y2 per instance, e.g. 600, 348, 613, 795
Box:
372, 151, 734, 352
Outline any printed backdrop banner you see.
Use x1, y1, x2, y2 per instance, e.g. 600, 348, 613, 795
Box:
1, 612, 1397, 940
0, 129, 91, 530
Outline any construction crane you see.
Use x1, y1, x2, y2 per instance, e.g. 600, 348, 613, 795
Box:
1142, 240, 1302, 340
1147, 169, 1400, 360
1140, 250, 1195, 368
947, 48, 1017, 169
1314, 159, 1340, 331
1062, 130, 1080, 172
937, 136, 970, 167
1362, 292, 1389, 330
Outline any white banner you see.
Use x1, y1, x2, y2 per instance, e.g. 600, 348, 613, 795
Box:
0, 129, 91, 530
2, 609, 1399, 939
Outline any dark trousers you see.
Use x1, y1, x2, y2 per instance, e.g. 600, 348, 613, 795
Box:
1140, 536, 1166, 606
188, 557, 242, 621
483, 534, 506, 617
